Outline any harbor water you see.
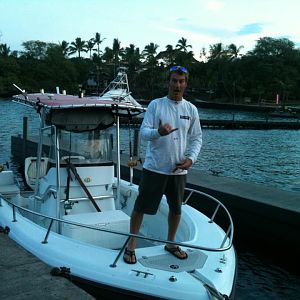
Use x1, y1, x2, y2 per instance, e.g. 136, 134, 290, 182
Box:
0, 98, 299, 299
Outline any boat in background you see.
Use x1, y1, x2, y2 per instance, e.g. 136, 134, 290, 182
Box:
268, 106, 300, 118
99, 67, 141, 107
0, 70, 237, 299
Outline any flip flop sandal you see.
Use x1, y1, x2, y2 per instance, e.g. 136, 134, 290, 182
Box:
164, 245, 188, 260
123, 247, 137, 264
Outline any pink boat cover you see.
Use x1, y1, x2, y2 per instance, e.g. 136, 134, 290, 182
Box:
13, 93, 143, 111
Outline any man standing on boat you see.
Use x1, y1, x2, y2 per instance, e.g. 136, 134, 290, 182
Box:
124, 66, 202, 264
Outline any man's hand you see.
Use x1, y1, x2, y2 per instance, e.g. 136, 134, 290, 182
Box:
158, 120, 178, 136
172, 158, 193, 173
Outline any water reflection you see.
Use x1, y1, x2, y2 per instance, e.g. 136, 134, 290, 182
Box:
194, 129, 300, 192
236, 250, 300, 300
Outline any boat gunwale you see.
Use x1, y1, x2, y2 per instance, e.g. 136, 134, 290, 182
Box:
0, 187, 234, 253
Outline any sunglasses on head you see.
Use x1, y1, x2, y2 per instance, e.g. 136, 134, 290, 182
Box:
169, 66, 188, 73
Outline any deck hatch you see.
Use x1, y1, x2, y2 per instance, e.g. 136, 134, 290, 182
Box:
138, 249, 208, 273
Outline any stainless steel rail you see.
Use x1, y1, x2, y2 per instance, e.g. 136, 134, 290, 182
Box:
59, 195, 114, 203
183, 187, 234, 247
0, 187, 234, 258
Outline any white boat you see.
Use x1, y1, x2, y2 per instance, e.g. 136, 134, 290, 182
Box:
0, 73, 237, 299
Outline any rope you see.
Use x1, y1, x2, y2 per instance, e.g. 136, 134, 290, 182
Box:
0, 226, 10, 234
51, 266, 71, 278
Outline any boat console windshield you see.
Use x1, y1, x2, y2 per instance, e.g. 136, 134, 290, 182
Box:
48, 128, 113, 167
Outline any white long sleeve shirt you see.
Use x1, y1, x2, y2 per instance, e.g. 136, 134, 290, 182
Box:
140, 96, 202, 175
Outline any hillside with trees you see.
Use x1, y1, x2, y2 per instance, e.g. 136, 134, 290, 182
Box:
1, 33, 300, 106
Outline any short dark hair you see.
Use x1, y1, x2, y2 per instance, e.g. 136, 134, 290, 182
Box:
167, 66, 189, 81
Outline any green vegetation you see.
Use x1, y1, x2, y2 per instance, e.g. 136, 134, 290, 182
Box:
0, 33, 300, 105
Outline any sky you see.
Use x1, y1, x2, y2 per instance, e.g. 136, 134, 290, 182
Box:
1, 0, 300, 59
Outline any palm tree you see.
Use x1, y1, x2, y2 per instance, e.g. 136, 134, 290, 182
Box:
0, 43, 11, 57
141, 43, 160, 98
112, 38, 122, 62
176, 37, 192, 53
102, 46, 114, 63
208, 42, 227, 60
174, 38, 196, 66
207, 43, 230, 99
59, 40, 69, 58
87, 39, 95, 58
112, 38, 123, 73
227, 43, 244, 59
157, 44, 176, 66
122, 44, 141, 72
93, 32, 106, 57
68, 37, 87, 58
142, 42, 159, 66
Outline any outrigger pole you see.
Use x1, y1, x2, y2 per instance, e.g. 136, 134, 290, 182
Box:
13, 83, 28, 100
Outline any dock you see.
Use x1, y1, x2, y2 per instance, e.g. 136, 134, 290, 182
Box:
0, 233, 94, 299
200, 119, 300, 129
125, 117, 300, 129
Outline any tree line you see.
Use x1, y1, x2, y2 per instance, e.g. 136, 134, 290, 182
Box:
0, 32, 300, 105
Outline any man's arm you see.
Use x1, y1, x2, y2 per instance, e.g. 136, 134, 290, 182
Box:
139, 101, 161, 141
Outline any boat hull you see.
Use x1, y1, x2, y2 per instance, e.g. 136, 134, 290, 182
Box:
0, 192, 236, 300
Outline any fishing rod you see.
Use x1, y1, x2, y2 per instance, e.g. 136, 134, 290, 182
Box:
12, 83, 28, 100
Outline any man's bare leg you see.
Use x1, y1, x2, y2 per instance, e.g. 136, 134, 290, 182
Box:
124, 210, 144, 263
167, 211, 181, 241
165, 211, 187, 259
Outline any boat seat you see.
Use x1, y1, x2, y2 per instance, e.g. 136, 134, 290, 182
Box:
62, 210, 130, 249
25, 157, 49, 189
